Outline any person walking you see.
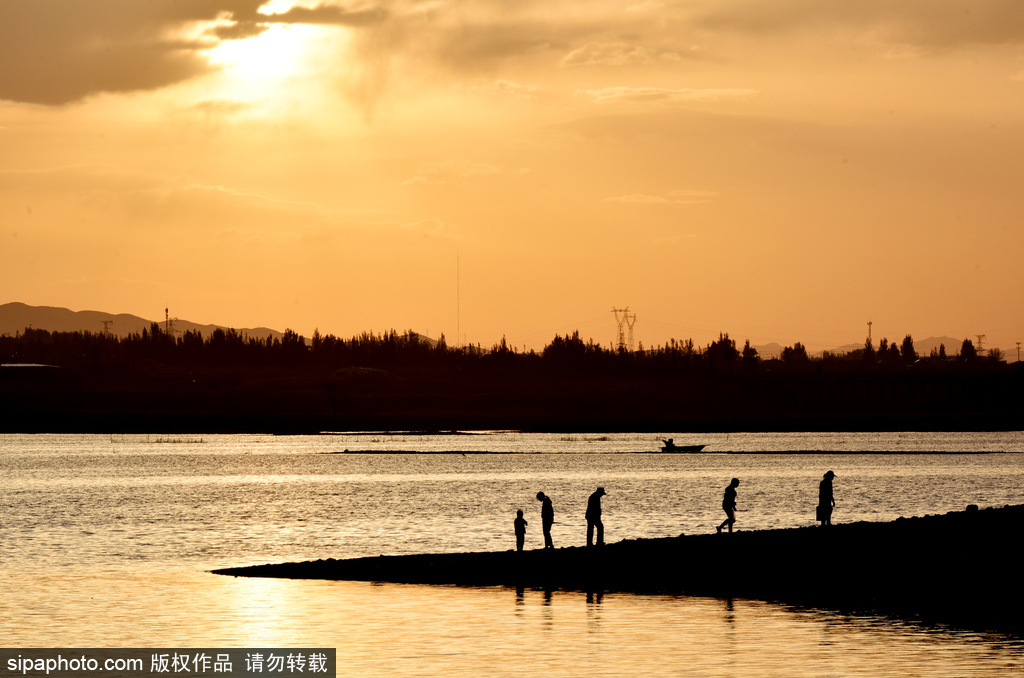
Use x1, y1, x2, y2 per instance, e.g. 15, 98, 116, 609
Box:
717, 478, 740, 534
817, 471, 836, 526
536, 491, 555, 549
586, 487, 606, 547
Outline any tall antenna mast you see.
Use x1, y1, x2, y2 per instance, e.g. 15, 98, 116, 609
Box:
164, 306, 177, 337
457, 252, 461, 348
867, 320, 872, 343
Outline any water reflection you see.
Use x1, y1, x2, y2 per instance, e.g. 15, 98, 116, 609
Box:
4, 433, 1024, 677
4, 564, 1024, 676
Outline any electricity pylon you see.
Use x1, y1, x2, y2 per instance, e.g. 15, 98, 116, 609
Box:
612, 307, 637, 352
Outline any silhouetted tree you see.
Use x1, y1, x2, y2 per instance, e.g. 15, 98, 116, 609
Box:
742, 339, 759, 370
543, 331, 600, 369
705, 333, 739, 371
877, 338, 900, 365
781, 342, 809, 364
959, 338, 977, 362
900, 335, 917, 364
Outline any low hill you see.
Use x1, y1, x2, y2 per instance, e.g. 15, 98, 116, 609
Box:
0, 302, 286, 342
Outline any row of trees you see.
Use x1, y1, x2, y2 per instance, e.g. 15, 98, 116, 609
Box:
0, 325, 1011, 375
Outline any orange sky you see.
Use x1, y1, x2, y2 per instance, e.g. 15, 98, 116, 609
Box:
2, 0, 1023, 354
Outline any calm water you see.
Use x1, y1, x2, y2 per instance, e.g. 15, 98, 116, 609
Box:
2, 432, 1024, 676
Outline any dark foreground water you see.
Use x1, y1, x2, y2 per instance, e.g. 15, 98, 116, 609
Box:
2, 432, 1023, 676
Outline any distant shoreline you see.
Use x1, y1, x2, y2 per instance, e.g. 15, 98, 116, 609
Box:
2, 412, 1023, 434
3, 343, 1022, 434
316, 449, 1012, 455
214, 504, 1024, 635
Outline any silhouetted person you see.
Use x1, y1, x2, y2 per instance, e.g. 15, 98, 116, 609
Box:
717, 478, 740, 533
817, 470, 836, 526
536, 491, 555, 549
586, 487, 606, 547
514, 509, 528, 552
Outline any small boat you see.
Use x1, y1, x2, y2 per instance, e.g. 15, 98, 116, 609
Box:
659, 439, 706, 453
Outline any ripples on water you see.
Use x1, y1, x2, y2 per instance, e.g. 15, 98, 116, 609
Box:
2, 432, 1023, 677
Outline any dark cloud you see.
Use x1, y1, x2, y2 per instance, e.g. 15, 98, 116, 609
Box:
0, 1, 387, 106
693, 0, 1024, 49
210, 22, 273, 41
266, 5, 389, 27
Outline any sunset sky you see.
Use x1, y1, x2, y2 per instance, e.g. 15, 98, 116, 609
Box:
2, 0, 1022, 354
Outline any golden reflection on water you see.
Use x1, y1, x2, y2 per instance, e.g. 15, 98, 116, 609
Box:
4, 434, 1024, 677
7, 565, 1023, 677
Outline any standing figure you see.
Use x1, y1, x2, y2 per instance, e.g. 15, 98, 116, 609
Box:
536, 491, 555, 549
817, 471, 836, 526
514, 509, 528, 552
717, 478, 740, 534
586, 487, 606, 547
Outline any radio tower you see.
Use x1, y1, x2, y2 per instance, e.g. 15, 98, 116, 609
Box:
611, 307, 637, 352
164, 307, 178, 336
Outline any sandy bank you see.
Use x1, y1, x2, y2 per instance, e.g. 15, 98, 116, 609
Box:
214, 504, 1024, 633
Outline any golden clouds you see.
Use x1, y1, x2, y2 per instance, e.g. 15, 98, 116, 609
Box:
1, 0, 1023, 352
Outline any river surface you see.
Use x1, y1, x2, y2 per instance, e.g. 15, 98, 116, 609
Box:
2, 431, 1023, 676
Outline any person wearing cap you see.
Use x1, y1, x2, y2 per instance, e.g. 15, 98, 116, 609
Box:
817, 471, 836, 526
536, 491, 555, 549
586, 487, 606, 547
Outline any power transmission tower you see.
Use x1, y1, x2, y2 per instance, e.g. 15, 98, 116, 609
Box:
611, 307, 637, 352
611, 308, 628, 351
101, 320, 113, 335
976, 334, 986, 356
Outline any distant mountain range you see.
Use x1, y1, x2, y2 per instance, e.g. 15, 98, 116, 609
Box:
0, 302, 981, 358
0, 302, 286, 342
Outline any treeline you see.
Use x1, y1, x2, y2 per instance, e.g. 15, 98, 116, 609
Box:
0, 325, 1012, 376
3, 326, 1022, 433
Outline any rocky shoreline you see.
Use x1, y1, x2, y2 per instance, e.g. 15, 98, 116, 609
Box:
214, 504, 1024, 634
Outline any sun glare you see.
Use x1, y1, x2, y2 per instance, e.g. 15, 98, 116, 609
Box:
209, 23, 322, 99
